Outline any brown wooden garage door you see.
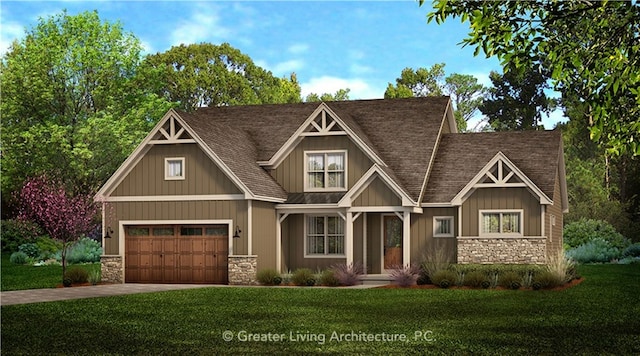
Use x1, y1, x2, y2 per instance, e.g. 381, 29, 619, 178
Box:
125, 225, 228, 284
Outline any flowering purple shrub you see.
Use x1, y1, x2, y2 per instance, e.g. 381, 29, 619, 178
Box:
332, 262, 364, 286
389, 264, 420, 287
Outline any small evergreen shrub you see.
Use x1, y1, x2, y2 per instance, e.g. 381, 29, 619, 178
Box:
463, 270, 490, 288
1, 219, 43, 252
18, 243, 40, 258
563, 219, 630, 249
65, 237, 103, 264
10, 251, 29, 265
566, 238, 621, 263
319, 269, 340, 286
389, 264, 420, 287
533, 270, 562, 289
291, 268, 316, 286
622, 243, 640, 258
35, 236, 62, 260
257, 269, 282, 285
431, 269, 458, 289
64, 267, 89, 284
332, 262, 363, 286
499, 271, 522, 290
416, 271, 431, 285
616, 256, 640, 265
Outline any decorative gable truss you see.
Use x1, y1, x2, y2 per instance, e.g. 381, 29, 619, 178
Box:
451, 152, 553, 206
149, 115, 195, 144
301, 109, 346, 136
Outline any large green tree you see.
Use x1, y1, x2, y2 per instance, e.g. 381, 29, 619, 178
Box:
304, 88, 351, 102
425, 0, 640, 155
142, 43, 301, 111
479, 68, 555, 131
385, 64, 485, 131
1, 11, 172, 209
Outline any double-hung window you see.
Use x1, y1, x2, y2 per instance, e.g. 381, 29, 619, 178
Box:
305, 151, 346, 191
165, 157, 185, 180
480, 210, 522, 236
306, 216, 345, 256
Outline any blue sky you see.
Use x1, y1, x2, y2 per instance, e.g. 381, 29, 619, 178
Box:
1, 1, 563, 128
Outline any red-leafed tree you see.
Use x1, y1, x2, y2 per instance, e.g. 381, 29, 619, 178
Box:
17, 176, 99, 282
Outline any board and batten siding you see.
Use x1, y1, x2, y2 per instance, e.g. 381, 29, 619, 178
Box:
410, 208, 458, 264
366, 213, 382, 274
251, 201, 278, 271
352, 178, 402, 207
270, 136, 373, 193
111, 144, 241, 196
546, 171, 564, 257
103, 200, 248, 255
461, 187, 541, 236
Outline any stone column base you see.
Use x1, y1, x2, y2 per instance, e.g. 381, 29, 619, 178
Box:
101, 255, 124, 283
228, 255, 258, 285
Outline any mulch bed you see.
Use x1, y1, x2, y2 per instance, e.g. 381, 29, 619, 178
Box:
376, 277, 584, 291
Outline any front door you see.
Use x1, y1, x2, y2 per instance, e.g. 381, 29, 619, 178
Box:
383, 215, 403, 269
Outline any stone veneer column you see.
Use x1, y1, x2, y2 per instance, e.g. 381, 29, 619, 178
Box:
100, 255, 124, 283
457, 238, 546, 264
228, 255, 258, 285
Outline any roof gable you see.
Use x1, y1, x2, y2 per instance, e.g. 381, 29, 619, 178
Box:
339, 165, 417, 207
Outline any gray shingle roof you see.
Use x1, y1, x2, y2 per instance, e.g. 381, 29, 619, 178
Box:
423, 130, 562, 203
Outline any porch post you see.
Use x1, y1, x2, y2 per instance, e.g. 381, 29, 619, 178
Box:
276, 214, 281, 273
346, 212, 354, 266
403, 211, 410, 267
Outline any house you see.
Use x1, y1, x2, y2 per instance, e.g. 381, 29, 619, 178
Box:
95, 97, 568, 284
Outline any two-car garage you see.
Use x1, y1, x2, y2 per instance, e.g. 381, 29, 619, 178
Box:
124, 224, 229, 284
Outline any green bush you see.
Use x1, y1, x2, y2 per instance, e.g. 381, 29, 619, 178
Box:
9, 251, 29, 265
256, 269, 282, 285
622, 243, 640, 258
18, 243, 40, 258
88, 270, 102, 285
64, 267, 89, 284
63, 278, 72, 287
291, 268, 316, 286
431, 269, 458, 288
319, 269, 340, 286
60, 237, 103, 264
533, 270, 563, 289
566, 238, 621, 263
35, 236, 62, 259
564, 219, 630, 249
499, 271, 522, 290
1, 219, 43, 252
463, 270, 490, 288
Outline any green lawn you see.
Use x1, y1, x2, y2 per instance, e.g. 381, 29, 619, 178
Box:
1, 253, 100, 291
1, 264, 639, 355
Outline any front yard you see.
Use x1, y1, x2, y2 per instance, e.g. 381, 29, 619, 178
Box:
1, 264, 639, 354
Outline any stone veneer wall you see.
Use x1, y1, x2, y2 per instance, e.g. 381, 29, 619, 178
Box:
101, 255, 124, 283
228, 255, 258, 285
457, 238, 546, 264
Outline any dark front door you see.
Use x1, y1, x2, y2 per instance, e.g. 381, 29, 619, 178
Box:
383, 215, 402, 269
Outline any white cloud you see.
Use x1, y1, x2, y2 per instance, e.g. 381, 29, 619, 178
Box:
170, 4, 231, 46
301, 76, 383, 100
272, 59, 305, 76
0, 21, 25, 56
288, 43, 308, 55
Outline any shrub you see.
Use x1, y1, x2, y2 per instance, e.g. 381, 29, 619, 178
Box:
499, 271, 522, 290
35, 236, 62, 259
88, 270, 102, 285
566, 238, 621, 263
431, 269, 458, 289
563, 219, 630, 249
533, 270, 562, 289
332, 262, 364, 286
547, 250, 577, 283
389, 264, 420, 287
616, 256, 640, 265
318, 269, 340, 286
64, 267, 89, 284
18, 243, 40, 258
463, 270, 490, 288
256, 269, 282, 286
63, 278, 73, 287
10, 251, 29, 265
291, 268, 316, 286
64, 237, 103, 264
421, 246, 451, 280
622, 243, 640, 258
1, 219, 43, 252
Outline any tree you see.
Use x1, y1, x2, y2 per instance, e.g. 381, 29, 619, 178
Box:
1, 10, 172, 209
479, 68, 555, 131
425, 0, 640, 155
305, 88, 351, 102
142, 43, 301, 111
385, 64, 485, 131
17, 176, 99, 282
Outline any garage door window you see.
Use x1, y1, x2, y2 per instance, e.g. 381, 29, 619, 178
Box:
180, 227, 203, 236
128, 227, 149, 236
153, 227, 175, 236
206, 227, 228, 236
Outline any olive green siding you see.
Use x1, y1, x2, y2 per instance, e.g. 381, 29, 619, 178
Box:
103, 200, 248, 255
270, 136, 373, 193
546, 171, 564, 257
251, 201, 277, 271
410, 208, 458, 263
461, 188, 541, 236
353, 178, 402, 206
111, 144, 241, 196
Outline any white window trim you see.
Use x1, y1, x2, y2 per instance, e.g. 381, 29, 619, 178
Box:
303, 214, 346, 258
164, 157, 185, 180
433, 216, 454, 238
479, 209, 524, 237
303, 150, 348, 192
